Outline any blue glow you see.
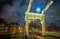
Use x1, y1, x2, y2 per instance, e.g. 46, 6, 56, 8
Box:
35, 4, 43, 14
36, 7, 41, 13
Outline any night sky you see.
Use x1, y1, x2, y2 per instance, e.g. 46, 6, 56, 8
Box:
0, 0, 60, 26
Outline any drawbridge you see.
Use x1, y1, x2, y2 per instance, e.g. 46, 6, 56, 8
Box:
25, 0, 53, 39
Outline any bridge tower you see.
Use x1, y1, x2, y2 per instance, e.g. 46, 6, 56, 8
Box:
25, 0, 53, 39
